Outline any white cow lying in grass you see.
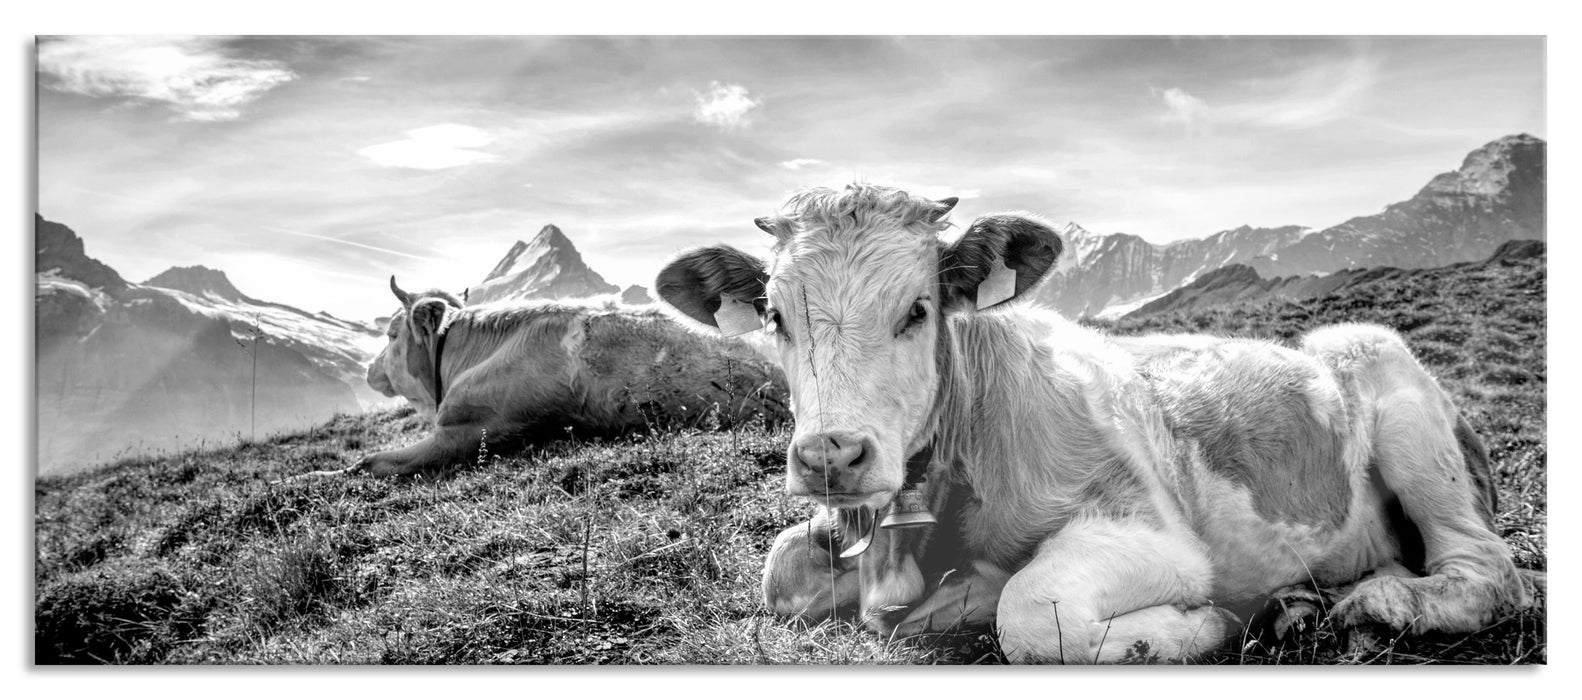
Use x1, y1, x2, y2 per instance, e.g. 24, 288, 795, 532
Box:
353, 279, 788, 477
655, 183, 1533, 663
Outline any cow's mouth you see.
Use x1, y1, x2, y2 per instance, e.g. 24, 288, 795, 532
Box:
826, 487, 934, 558
802, 489, 894, 511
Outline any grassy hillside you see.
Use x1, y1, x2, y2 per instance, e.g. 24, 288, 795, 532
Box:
35, 251, 1546, 665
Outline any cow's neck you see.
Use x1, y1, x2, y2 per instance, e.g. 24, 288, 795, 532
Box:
922, 311, 975, 489
931, 311, 1111, 568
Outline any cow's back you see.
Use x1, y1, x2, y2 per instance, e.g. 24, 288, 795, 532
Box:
1121, 333, 1355, 531
579, 310, 790, 430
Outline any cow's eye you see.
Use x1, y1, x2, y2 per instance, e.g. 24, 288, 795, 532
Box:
766, 309, 789, 340
899, 299, 928, 336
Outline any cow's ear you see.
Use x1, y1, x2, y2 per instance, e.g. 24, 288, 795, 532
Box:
407, 298, 450, 342
939, 214, 1063, 313
654, 245, 769, 335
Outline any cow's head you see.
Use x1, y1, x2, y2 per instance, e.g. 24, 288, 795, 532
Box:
368, 277, 462, 417
656, 184, 1062, 511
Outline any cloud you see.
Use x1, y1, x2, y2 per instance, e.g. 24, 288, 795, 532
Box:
693, 81, 762, 128
1221, 56, 1379, 128
885, 183, 981, 201
1156, 86, 1211, 131
1153, 56, 1380, 134
779, 158, 825, 170
357, 124, 501, 170
37, 36, 295, 121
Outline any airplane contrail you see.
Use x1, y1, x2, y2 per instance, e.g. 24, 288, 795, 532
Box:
257, 225, 432, 261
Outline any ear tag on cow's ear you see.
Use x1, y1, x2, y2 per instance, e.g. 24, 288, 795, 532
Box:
713, 295, 764, 337
976, 257, 1017, 310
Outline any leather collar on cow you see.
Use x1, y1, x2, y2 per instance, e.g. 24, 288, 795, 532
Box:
427, 325, 449, 406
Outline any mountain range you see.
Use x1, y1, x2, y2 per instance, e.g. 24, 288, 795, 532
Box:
1128, 238, 1545, 319
1034, 222, 1309, 318
140, 264, 387, 402
1038, 134, 1545, 318
35, 215, 384, 475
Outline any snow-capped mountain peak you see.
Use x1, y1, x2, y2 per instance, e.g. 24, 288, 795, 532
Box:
468, 224, 619, 305
484, 224, 579, 283
1053, 221, 1108, 274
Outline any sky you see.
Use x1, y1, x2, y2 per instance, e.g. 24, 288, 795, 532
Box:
35, 35, 1546, 322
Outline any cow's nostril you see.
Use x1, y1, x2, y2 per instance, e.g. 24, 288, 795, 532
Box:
793, 432, 868, 476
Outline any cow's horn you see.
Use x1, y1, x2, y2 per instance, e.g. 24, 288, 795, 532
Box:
390, 276, 413, 307
928, 196, 959, 224
754, 217, 779, 237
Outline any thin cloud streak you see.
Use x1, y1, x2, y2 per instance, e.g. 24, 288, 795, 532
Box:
256, 225, 432, 261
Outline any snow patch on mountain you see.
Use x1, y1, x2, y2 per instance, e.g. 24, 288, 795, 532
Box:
158, 285, 386, 380
37, 269, 113, 312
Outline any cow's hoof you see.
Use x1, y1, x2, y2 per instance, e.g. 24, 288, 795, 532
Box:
1519, 569, 1546, 607
1268, 586, 1326, 641
357, 455, 405, 478
1343, 623, 1388, 656
1332, 575, 1419, 634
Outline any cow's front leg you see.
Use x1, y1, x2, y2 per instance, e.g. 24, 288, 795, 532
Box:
761, 514, 862, 622
357, 422, 484, 477
997, 515, 1242, 664
891, 560, 1011, 637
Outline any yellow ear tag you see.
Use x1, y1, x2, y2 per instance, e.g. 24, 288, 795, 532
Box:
976, 257, 1017, 310
713, 295, 763, 337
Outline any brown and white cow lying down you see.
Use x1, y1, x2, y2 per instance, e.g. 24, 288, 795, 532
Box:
354, 278, 789, 477
656, 184, 1533, 664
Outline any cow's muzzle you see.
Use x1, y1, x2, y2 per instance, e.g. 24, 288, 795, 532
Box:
787, 431, 883, 505
367, 362, 396, 397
